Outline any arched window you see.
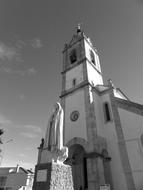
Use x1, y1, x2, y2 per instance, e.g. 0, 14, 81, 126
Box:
70, 49, 77, 64
104, 102, 111, 122
90, 50, 95, 65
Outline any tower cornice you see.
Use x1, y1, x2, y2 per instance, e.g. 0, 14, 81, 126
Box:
63, 32, 98, 54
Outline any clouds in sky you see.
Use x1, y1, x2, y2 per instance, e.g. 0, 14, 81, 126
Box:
3, 159, 34, 169
30, 38, 43, 49
27, 68, 37, 75
19, 153, 27, 158
24, 125, 42, 133
0, 66, 37, 76
0, 37, 43, 63
0, 37, 43, 76
0, 114, 12, 126
0, 41, 23, 63
0, 43, 18, 62
20, 125, 42, 139
0, 113, 42, 140
0, 113, 41, 169
20, 132, 40, 139
19, 94, 25, 101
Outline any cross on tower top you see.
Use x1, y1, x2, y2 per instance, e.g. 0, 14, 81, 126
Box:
76, 23, 82, 33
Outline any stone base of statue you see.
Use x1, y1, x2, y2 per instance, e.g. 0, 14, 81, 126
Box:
33, 161, 74, 190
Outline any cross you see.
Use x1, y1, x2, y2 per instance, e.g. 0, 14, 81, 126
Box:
76, 23, 83, 33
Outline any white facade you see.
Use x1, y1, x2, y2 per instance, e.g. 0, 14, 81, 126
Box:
92, 92, 129, 190
65, 64, 84, 90
37, 27, 143, 190
119, 108, 143, 190
60, 28, 143, 190
64, 89, 87, 143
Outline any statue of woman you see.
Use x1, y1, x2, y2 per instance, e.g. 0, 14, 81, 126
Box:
44, 102, 64, 151
44, 102, 68, 163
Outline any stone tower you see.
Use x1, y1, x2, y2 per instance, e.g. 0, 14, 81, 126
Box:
60, 26, 112, 190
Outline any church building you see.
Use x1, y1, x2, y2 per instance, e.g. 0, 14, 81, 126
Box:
33, 26, 143, 190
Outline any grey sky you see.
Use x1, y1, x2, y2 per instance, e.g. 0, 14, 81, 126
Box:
0, 0, 143, 168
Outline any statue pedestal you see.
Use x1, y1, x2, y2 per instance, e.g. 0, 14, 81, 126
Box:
33, 161, 74, 190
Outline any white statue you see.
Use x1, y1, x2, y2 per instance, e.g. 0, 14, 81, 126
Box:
44, 102, 68, 163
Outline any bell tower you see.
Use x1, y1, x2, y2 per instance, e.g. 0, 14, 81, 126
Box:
61, 26, 103, 145
61, 25, 103, 92
60, 26, 109, 190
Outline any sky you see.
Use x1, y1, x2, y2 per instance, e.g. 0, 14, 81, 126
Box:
0, 0, 143, 170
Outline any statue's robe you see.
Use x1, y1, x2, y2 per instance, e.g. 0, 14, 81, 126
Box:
44, 103, 64, 151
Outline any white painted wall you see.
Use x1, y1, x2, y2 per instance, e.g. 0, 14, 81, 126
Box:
93, 93, 115, 139
64, 89, 87, 144
84, 38, 103, 87
84, 38, 102, 73
65, 64, 84, 90
86, 62, 103, 87
119, 108, 143, 190
92, 92, 128, 190
119, 109, 143, 140
93, 93, 105, 137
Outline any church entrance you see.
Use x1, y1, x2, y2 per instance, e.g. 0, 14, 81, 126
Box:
68, 144, 87, 190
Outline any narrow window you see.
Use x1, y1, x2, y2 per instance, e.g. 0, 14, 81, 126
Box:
70, 49, 77, 64
72, 78, 76, 87
140, 134, 143, 146
104, 102, 111, 122
90, 50, 95, 65
83, 157, 88, 189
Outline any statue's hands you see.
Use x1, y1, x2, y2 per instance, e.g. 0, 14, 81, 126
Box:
57, 147, 68, 162
51, 146, 68, 163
